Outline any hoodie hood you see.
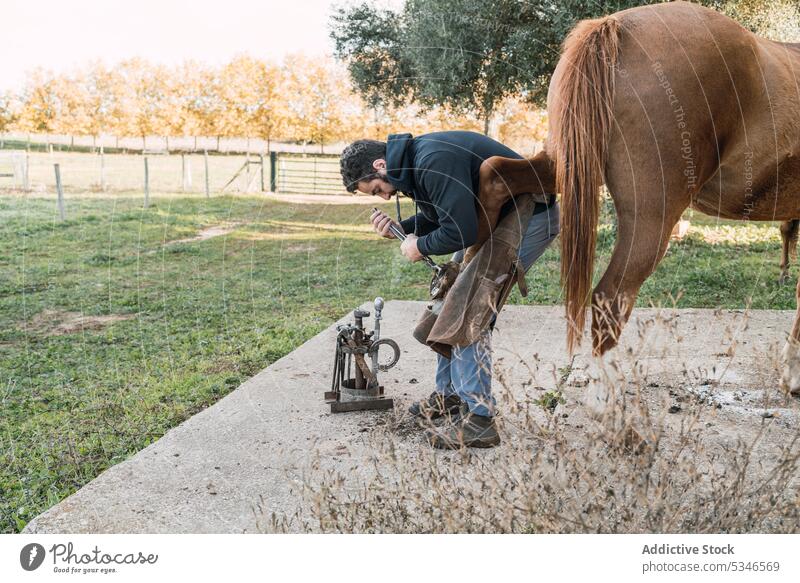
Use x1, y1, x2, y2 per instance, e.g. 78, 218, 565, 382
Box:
384, 133, 417, 195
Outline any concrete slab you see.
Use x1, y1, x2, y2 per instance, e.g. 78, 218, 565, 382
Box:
23, 301, 800, 533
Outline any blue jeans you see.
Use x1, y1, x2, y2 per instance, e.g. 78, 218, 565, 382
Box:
435, 203, 560, 417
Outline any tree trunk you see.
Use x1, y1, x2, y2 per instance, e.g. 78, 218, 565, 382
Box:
165, 135, 170, 152
194, 135, 198, 151
216, 136, 221, 151
483, 115, 490, 136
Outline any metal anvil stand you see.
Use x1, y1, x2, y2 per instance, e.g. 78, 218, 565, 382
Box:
325, 297, 399, 413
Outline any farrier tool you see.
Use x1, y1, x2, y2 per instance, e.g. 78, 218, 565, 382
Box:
374, 207, 440, 272
324, 297, 400, 413
373, 207, 459, 299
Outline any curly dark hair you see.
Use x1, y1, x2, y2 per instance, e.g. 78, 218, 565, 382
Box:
339, 139, 387, 193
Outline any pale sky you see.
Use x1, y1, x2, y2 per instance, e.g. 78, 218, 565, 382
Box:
0, 0, 349, 91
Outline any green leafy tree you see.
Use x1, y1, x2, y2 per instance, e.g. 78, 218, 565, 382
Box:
711, 0, 800, 40
329, 2, 413, 110
331, 0, 663, 133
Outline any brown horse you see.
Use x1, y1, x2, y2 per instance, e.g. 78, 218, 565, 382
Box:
472, 1, 800, 394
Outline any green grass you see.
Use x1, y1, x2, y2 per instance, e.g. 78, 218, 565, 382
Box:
0, 191, 794, 533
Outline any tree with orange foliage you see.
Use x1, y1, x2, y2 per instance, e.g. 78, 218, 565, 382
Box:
249, 58, 285, 153
50, 72, 92, 147
282, 55, 354, 151
494, 98, 548, 155
116, 59, 173, 150
214, 56, 285, 152
16, 69, 59, 137
0, 92, 17, 135
83, 62, 128, 149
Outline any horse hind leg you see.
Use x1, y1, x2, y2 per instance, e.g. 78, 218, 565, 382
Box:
578, 185, 685, 423
778, 219, 799, 284
781, 275, 800, 395
591, 197, 686, 355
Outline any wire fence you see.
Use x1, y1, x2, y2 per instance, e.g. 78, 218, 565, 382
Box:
0, 131, 346, 156
0, 150, 346, 200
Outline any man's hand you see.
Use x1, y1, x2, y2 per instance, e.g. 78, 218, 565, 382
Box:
370, 209, 402, 239
400, 233, 424, 262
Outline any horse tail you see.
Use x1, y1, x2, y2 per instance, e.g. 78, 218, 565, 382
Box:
551, 16, 620, 352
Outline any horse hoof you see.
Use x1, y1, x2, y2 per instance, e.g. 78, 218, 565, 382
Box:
780, 340, 800, 395
583, 380, 610, 419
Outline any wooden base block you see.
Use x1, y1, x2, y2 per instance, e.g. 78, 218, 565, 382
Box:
330, 398, 394, 413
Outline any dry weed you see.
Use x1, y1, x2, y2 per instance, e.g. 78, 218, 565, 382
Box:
259, 309, 800, 533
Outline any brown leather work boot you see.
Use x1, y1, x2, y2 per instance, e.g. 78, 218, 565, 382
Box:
425, 404, 501, 449
408, 391, 462, 420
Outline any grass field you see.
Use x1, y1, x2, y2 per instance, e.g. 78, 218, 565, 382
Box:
0, 187, 796, 533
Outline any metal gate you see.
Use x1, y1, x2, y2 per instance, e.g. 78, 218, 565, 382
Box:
273, 153, 344, 195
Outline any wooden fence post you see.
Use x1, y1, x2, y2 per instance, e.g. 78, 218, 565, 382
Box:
244, 151, 251, 192
54, 163, 65, 221
181, 153, 192, 192
204, 151, 210, 198
313, 156, 318, 195
100, 146, 106, 192
11, 153, 23, 188
259, 154, 265, 191
143, 156, 150, 208
23, 148, 30, 191
269, 151, 277, 192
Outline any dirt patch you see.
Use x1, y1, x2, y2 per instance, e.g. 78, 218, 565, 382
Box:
22, 310, 134, 336
283, 243, 319, 253
204, 358, 237, 374
167, 223, 244, 245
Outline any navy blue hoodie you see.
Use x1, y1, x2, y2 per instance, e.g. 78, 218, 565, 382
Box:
385, 131, 551, 256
